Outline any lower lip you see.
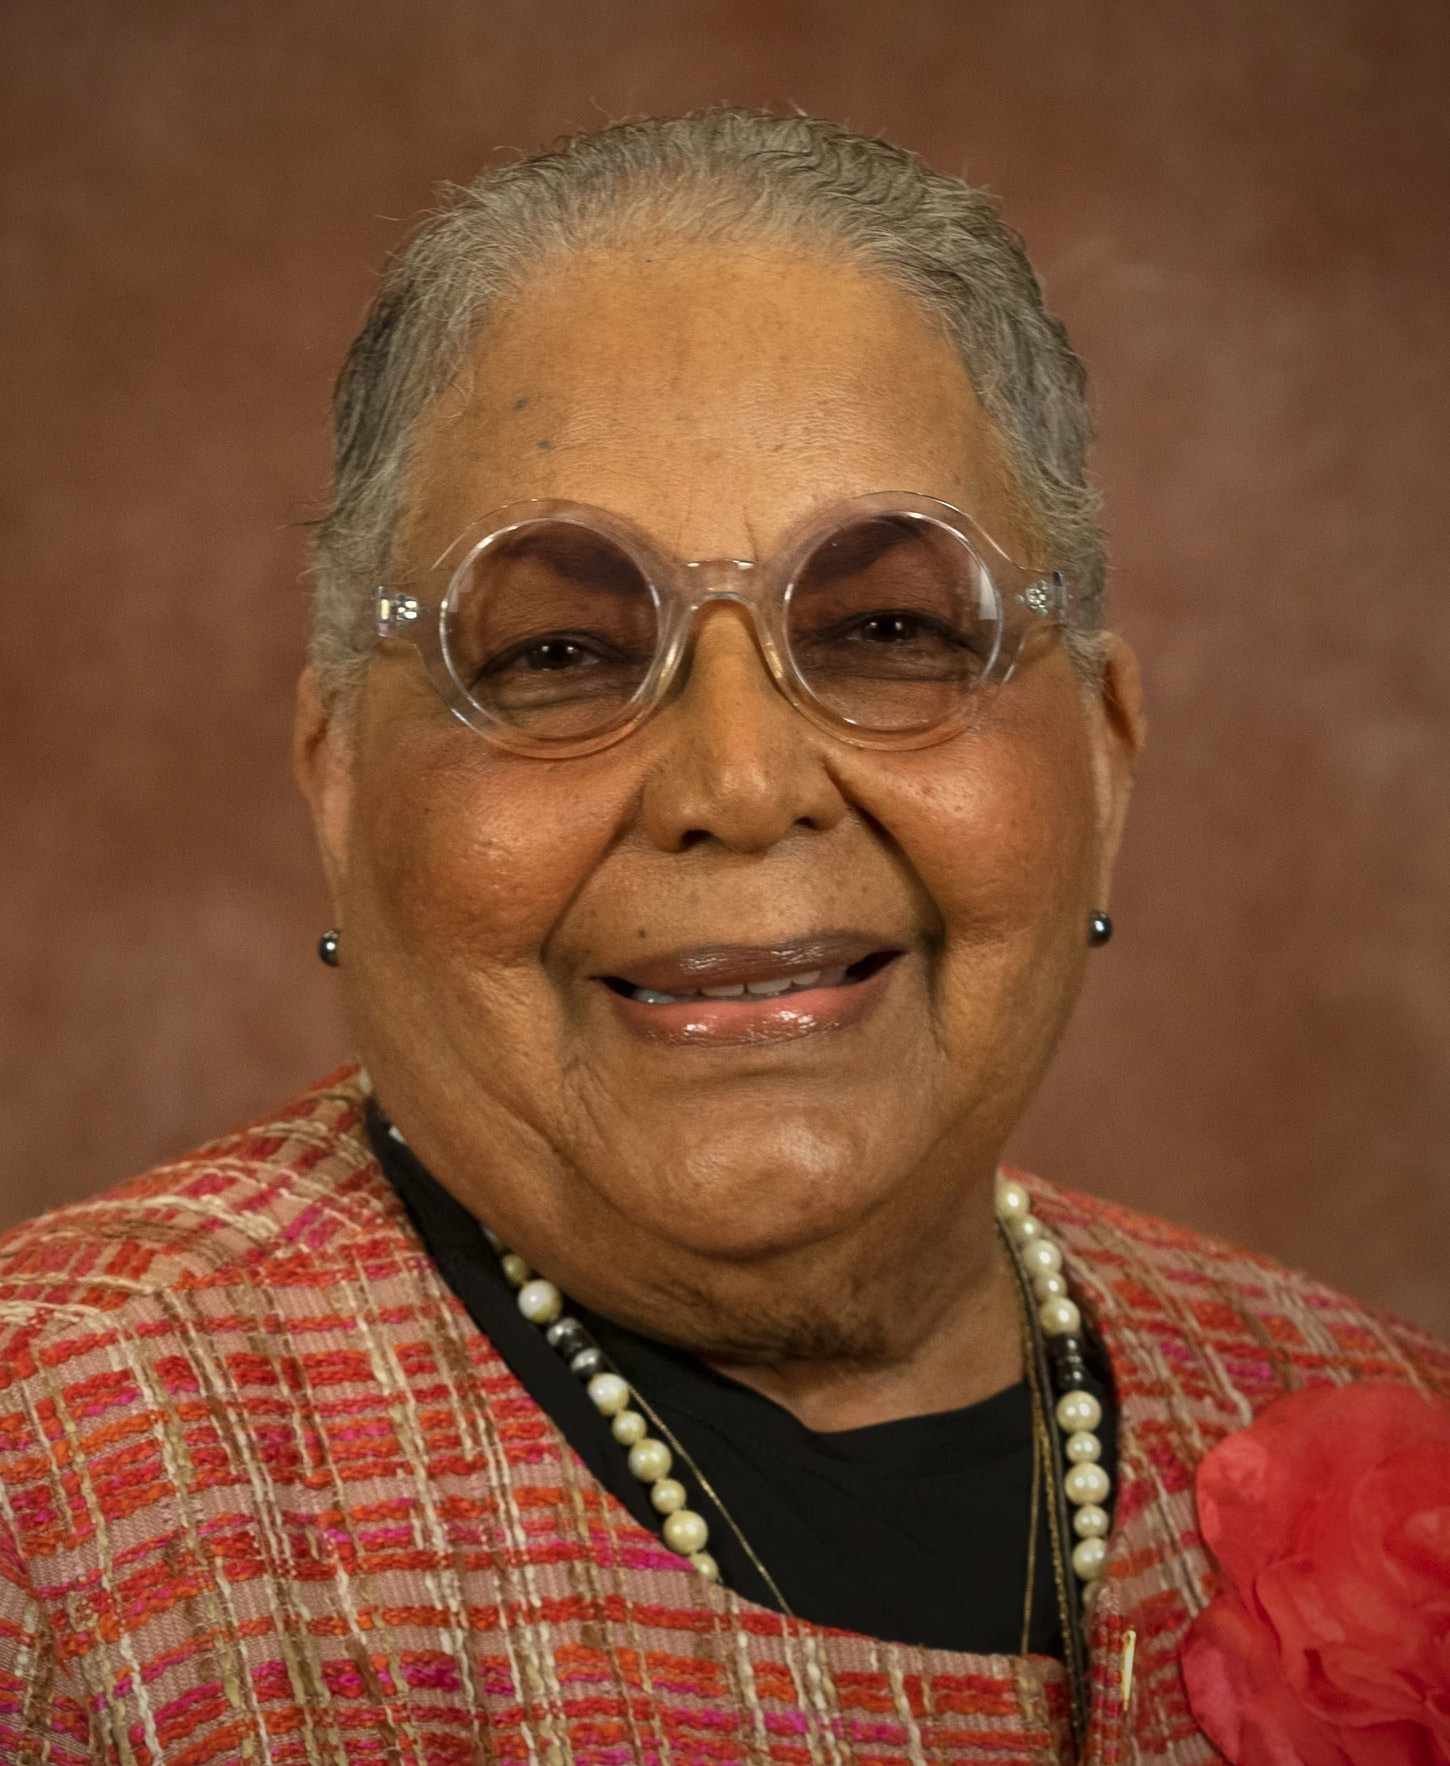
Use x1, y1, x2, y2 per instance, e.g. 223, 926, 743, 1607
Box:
602, 961, 896, 1047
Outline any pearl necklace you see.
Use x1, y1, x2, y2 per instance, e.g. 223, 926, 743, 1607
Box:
486, 1170, 1110, 1614
992, 1173, 1112, 1604
496, 1244, 729, 1587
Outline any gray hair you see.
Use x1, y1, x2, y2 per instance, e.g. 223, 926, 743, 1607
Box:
312, 108, 1104, 694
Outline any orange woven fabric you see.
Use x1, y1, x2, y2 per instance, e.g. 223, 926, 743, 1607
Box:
0, 1069, 1444, 1765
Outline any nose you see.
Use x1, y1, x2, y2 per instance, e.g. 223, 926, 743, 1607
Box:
638, 600, 848, 855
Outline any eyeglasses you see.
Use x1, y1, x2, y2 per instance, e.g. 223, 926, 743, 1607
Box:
374, 492, 1083, 757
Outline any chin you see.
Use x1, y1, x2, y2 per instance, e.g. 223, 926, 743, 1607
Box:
627, 1276, 896, 1367
595, 1122, 890, 1263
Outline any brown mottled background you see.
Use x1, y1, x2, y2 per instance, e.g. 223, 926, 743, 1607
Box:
2, 0, 1447, 1335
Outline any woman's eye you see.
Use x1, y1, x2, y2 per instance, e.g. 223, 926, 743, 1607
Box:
517, 639, 597, 671
857, 613, 924, 644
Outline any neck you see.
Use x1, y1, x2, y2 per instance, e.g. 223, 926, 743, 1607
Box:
700, 1227, 1024, 1432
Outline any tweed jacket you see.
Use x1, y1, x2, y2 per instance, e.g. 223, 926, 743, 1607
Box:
0, 1071, 1445, 1766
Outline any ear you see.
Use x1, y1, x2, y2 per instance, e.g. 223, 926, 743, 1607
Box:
294, 666, 355, 912
1085, 633, 1147, 907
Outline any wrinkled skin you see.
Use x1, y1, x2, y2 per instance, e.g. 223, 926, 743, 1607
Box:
296, 242, 1144, 1431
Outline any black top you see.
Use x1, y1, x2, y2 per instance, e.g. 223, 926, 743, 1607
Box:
369, 1106, 1115, 1658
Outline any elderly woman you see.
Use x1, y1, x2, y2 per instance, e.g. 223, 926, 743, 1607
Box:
2, 111, 1446, 1766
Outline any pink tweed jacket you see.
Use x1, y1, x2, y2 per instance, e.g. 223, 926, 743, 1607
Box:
0, 1070, 1445, 1766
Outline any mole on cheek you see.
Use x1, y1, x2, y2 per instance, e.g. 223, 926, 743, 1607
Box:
512, 396, 529, 410
537, 438, 553, 450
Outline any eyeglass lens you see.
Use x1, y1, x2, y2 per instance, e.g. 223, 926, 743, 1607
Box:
443, 515, 1002, 742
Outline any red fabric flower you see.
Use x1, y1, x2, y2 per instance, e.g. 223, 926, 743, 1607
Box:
1181, 1381, 1450, 1765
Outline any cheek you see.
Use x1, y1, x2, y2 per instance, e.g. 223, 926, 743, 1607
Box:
860, 686, 1098, 961
347, 713, 635, 970
850, 687, 1098, 1130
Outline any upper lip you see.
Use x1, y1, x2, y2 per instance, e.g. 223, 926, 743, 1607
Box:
599, 933, 900, 995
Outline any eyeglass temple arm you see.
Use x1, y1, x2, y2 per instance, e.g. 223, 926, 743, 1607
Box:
376, 590, 421, 638
1014, 570, 1083, 625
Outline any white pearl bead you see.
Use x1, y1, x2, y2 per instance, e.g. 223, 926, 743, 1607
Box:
500, 1252, 531, 1288
995, 1178, 1030, 1220
1022, 1238, 1063, 1276
611, 1409, 647, 1446
1039, 1296, 1083, 1337
516, 1279, 562, 1324
1073, 1503, 1109, 1539
650, 1478, 686, 1514
663, 1509, 709, 1555
1012, 1215, 1044, 1243
586, 1372, 630, 1416
689, 1550, 720, 1582
1056, 1390, 1103, 1434
1033, 1272, 1068, 1301
1065, 1462, 1111, 1506
1072, 1536, 1107, 1581
628, 1438, 672, 1483
1065, 1430, 1102, 1465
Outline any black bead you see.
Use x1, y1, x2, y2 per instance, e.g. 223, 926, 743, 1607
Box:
569, 1346, 605, 1379
317, 928, 342, 967
546, 1318, 589, 1358
1049, 1335, 1090, 1391
1088, 912, 1113, 948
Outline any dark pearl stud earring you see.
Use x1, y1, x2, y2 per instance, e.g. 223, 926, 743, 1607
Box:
1088, 912, 1113, 948
317, 928, 342, 968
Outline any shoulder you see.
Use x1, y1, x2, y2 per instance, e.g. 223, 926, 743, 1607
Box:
0, 1073, 512, 1747
0, 1066, 391, 1304
1023, 1172, 1450, 1401
0, 1068, 429, 1472
0, 1066, 470, 1568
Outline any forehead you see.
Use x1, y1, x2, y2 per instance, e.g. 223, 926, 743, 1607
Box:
400, 241, 1031, 564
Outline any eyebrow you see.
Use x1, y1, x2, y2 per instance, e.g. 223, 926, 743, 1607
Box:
798, 516, 926, 582
490, 525, 646, 595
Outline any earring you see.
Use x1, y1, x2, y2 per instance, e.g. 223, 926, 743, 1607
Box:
1088, 912, 1113, 948
317, 928, 342, 967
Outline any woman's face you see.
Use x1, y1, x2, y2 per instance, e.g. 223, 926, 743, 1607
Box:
298, 242, 1142, 1358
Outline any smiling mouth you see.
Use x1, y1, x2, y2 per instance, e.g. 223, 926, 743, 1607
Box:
600, 943, 901, 1006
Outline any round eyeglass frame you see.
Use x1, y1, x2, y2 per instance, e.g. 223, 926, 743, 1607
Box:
373, 491, 1084, 757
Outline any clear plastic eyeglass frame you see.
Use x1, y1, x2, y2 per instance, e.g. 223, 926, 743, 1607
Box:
373, 490, 1083, 758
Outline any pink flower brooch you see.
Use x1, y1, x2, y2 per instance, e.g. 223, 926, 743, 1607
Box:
1182, 1380, 1450, 1765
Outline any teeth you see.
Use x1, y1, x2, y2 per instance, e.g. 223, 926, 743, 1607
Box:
626, 965, 856, 1005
